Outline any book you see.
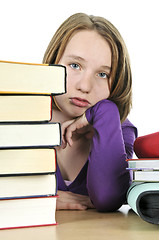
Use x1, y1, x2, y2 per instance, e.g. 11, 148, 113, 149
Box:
134, 132, 159, 158
0, 196, 57, 229
132, 170, 159, 182
0, 60, 66, 94
127, 158, 159, 170
0, 122, 61, 148
0, 148, 56, 174
0, 173, 57, 199
0, 95, 52, 122
127, 182, 159, 224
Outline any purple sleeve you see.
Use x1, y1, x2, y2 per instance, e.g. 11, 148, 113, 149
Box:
85, 99, 137, 212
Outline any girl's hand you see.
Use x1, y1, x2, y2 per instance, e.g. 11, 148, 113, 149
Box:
56, 190, 95, 210
61, 113, 94, 149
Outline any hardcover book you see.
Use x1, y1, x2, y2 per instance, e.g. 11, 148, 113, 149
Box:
0, 95, 53, 122
127, 158, 159, 170
132, 170, 159, 182
0, 60, 66, 94
0, 173, 57, 198
0, 122, 61, 148
0, 196, 57, 229
0, 148, 56, 174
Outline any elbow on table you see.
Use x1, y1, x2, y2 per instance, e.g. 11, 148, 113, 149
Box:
91, 192, 126, 212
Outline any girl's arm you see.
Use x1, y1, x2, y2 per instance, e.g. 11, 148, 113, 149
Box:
63, 99, 137, 212
85, 99, 137, 211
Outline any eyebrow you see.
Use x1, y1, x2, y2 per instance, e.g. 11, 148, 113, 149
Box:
66, 54, 111, 71
66, 55, 86, 62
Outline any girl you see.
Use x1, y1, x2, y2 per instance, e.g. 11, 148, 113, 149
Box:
43, 13, 137, 212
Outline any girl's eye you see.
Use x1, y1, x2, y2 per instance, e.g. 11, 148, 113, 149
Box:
70, 63, 80, 70
98, 72, 108, 79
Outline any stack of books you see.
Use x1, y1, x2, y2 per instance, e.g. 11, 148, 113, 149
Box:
126, 158, 159, 182
127, 132, 159, 182
0, 60, 66, 229
126, 132, 159, 224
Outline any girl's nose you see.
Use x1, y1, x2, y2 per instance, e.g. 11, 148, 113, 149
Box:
76, 71, 93, 93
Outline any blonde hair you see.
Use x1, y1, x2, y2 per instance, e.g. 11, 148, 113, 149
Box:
43, 13, 132, 123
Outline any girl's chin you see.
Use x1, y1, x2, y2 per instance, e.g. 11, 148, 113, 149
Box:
60, 103, 87, 119
69, 108, 86, 118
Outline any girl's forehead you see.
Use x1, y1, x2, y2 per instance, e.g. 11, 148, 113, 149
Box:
62, 30, 112, 67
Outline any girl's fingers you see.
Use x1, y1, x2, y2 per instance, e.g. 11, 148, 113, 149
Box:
61, 119, 74, 148
65, 114, 89, 146
60, 113, 90, 147
56, 190, 94, 210
56, 200, 87, 210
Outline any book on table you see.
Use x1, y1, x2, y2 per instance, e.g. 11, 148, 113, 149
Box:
127, 182, 159, 224
0, 196, 57, 229
0, 95, 53, 122
0, 60, 66, 95
126, 157, 159, 224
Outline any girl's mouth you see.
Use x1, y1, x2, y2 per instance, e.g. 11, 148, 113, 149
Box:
70, 98, 90, 107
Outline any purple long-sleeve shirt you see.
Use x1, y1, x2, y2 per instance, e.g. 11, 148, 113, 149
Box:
56, 99, 137, 212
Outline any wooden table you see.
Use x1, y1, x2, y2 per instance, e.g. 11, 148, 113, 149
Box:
0, 205, 158, 240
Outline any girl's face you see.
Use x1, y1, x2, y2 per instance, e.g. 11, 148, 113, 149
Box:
55, 30, 112, 119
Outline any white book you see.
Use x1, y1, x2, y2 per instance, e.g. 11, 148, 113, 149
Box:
0, 122, 61, 148
0, 60, 66, 94
0, 174, 57, 198
133, 170, 159, 182
0, 148, 56, 174
0, 95, 52, 122
0, 196, 57, 229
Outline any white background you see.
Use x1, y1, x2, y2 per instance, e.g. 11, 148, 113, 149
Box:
0, 0, 158, 137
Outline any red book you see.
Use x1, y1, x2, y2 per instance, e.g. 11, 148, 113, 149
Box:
0, 196, 57, 230
134, 132, 159, 158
